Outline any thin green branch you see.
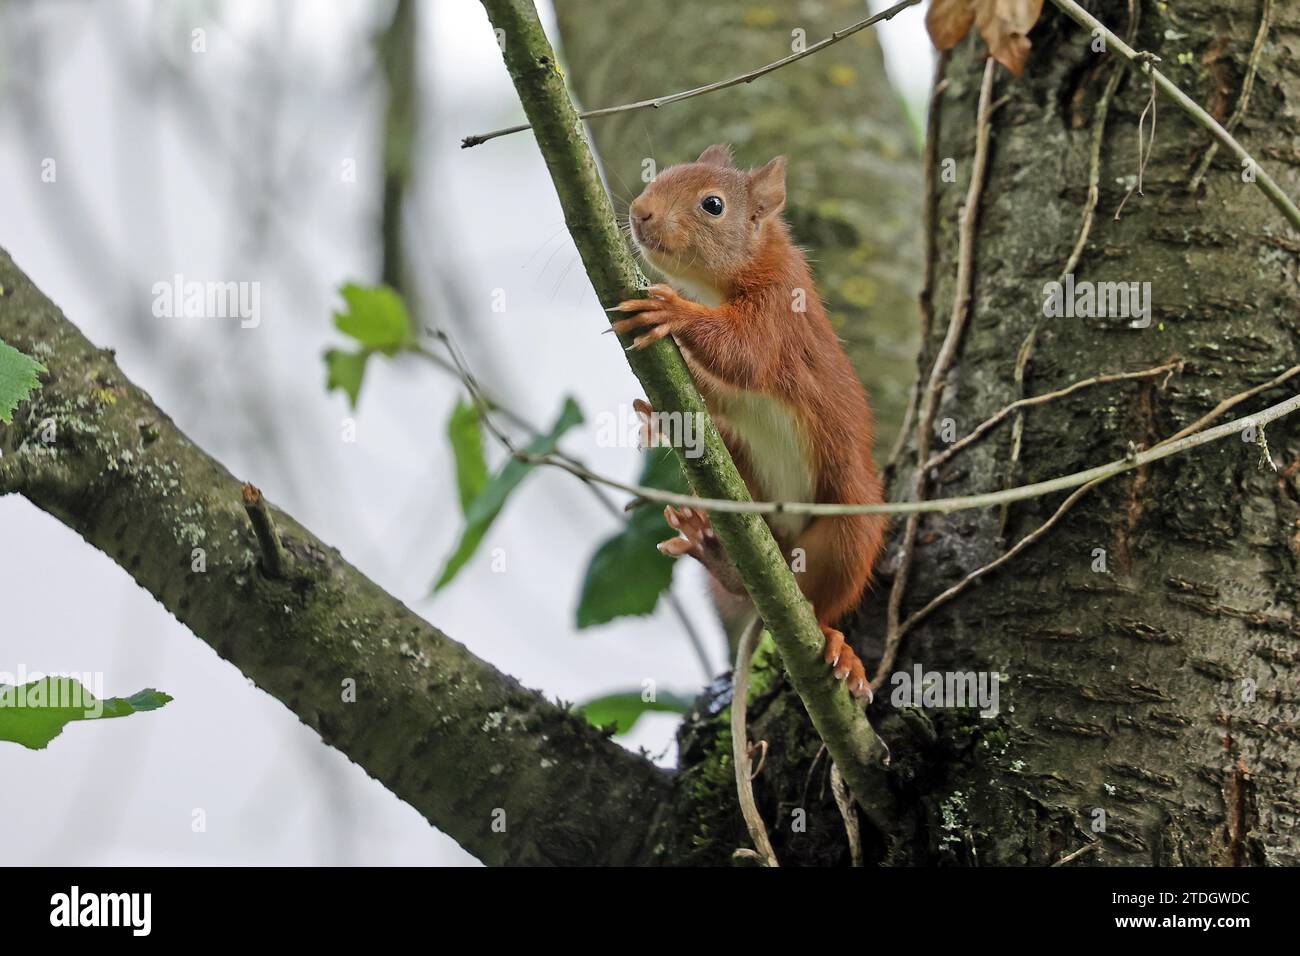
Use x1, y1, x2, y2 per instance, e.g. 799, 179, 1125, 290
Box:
479, 0, 896, 831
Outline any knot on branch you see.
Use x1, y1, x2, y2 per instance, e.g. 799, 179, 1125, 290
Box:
242, 482, 290, 580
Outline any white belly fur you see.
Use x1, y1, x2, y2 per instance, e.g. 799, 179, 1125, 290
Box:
661, 276, 816, 540
710, 386, 815, 543
674, 276, 724, 308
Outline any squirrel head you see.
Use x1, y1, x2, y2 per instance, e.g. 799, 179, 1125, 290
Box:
628, 144, 786, 290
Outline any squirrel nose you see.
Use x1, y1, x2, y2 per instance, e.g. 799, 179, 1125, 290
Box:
631, 201, 652, 224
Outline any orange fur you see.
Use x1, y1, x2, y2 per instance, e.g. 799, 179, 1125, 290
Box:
618, 145, 887, 656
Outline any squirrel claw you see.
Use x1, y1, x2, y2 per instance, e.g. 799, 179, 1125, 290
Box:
630, 323, 674, 350
657, 537, 695, 558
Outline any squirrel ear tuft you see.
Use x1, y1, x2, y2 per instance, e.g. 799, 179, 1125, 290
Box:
749, 156, 787, 219
696, 144, 735, 167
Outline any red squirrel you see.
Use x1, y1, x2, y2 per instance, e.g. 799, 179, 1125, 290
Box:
613, 144, 887, 698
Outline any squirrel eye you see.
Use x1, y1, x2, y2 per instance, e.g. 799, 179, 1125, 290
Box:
700, 195, 724, 216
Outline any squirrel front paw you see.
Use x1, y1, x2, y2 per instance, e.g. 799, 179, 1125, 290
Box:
611, 284, 688, 349
658, 506, 747, 596
658, 505, 715, 560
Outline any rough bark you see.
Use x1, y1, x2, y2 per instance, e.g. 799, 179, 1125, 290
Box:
0, 248, 670, 866
892, 0, 1300, 865
553, 0, 924, 457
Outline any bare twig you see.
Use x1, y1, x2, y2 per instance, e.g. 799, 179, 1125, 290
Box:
1052, 840, 1099, 866
1188, 0, 1272, 193
880, 58, 999, 687
899, 478, 1100, 640
888, 54, 951, 475
894, 366, 1300, 639
1164, 364, 1300, 444
506, 388, 1300, 519
1113, 52, 1158, 221
997, 327, 1039, 536
241, 482, 289, 579
800, 743, 828, 811
925, 362, 1182, 473
830, 763, 864, 867
1060, 0, 1137, 278
1016, 3, 1137, 538
1049, 0, 1300, 230
462, 0, 923, 148
731, 617, 778, 867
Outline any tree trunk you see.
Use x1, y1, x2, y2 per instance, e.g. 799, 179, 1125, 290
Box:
895, 0, 1300, 866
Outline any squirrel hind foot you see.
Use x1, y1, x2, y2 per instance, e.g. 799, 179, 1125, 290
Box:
821, 625, 873, 702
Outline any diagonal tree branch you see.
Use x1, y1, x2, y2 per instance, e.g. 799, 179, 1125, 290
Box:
478, 0, 897, 833
0, 247, 670, 866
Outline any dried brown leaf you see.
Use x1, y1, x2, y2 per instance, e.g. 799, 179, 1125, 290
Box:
925, 0, 1045, 76
975, 0, 1044, 76
926, 0, 977, 51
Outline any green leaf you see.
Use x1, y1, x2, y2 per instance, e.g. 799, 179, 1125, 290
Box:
0, 678, 173, 750
323, 284, 419, 409
576, 447, 688, 628
447, 399, 489, 514
332, 283, 415, 353
324, 347, 370, 409
577, 689, 693, 735
433, 397, 584, 591
0, 337, 46, 424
